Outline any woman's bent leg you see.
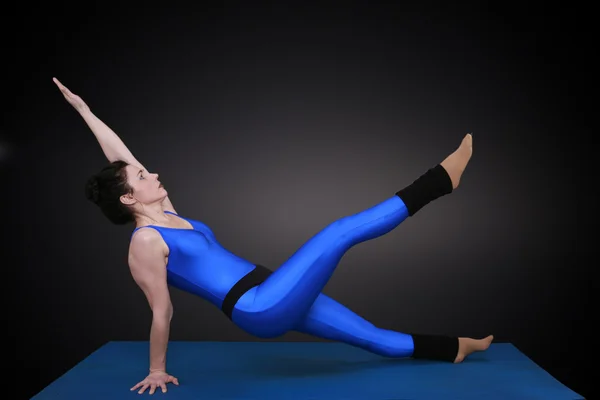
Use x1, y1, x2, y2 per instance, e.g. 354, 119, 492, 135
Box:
233, 165, 454, 337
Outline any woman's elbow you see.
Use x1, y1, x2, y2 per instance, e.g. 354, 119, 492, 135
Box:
152, 305, 173, 321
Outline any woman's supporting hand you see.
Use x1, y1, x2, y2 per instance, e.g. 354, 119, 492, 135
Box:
130, 371, 179, 395
53, 77, 90, 114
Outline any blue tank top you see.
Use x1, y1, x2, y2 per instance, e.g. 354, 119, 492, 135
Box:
131, 211, 257, 308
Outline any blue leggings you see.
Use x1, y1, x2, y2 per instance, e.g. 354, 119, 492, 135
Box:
232, 195, 416, 358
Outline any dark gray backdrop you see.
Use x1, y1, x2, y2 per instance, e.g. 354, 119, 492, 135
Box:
5, 5, 591, 399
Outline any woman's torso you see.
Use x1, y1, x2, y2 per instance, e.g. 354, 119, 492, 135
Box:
130, 211, 256, 308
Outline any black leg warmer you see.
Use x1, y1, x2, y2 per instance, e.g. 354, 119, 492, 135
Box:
411, 333, 459, 362
395, 164, 453, 216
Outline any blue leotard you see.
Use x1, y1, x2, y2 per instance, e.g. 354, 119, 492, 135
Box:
131, 194, 418, 358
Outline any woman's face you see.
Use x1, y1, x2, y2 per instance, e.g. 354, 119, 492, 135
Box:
122, 165, 167, 206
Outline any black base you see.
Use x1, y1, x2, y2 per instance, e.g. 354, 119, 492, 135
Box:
221, 264, 272, 320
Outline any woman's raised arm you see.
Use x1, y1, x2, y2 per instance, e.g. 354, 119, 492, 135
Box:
53, 77, 177, 213
53, 77, 144, 168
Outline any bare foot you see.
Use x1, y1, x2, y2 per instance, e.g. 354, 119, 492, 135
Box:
440, 133, 473, 189
454, 334, 494, 363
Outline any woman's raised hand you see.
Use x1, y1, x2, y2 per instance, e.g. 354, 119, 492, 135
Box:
53, 77, 90, 113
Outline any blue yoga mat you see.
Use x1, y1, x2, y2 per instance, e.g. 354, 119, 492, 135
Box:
32, 341, 581, 399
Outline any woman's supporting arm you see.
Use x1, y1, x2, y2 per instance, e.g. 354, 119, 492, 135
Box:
128, 228, 174, 372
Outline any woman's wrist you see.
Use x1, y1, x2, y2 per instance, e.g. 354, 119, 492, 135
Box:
77, 105, 91, 116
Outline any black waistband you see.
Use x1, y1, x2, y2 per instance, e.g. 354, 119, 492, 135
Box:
221, 264, 272, 320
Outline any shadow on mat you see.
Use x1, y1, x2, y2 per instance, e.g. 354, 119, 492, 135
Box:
241, 355, 490, 378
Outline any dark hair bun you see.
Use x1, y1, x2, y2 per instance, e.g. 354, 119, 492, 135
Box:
85, 176, 100, 203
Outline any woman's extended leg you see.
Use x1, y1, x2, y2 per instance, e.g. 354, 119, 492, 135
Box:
293, 293, 493, 363
295, 294, 416, 358
233, 134, 473, 337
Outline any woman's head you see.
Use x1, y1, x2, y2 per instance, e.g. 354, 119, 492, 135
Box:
84, 161, 166, 224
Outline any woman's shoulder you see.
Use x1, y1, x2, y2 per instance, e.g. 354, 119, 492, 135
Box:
129, 227, 167, 254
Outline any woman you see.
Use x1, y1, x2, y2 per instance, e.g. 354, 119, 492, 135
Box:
53, 77, 493, 395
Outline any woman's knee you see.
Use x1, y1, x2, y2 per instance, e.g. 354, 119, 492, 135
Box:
326, 216, 353, 235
